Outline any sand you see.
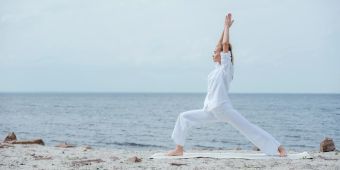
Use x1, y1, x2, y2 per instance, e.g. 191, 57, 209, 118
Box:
0, 144, 339, 170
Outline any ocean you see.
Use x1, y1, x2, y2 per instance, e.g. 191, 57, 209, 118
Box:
0, 93, 339, 152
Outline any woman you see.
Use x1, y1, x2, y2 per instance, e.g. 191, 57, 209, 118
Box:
167, 13, 287, 157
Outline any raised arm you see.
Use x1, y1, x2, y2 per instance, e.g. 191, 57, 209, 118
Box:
215, 30, 224, 51
222, 13, 234, 53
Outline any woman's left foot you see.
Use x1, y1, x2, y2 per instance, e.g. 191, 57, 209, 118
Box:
278, 145, 287, 157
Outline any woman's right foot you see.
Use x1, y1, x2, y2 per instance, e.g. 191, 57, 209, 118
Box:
166, 145, 184, 156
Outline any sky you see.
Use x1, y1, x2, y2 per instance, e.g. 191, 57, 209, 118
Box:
1, 0, 339, 93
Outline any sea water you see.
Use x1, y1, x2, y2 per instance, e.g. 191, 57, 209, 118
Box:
0, 93, 339, 152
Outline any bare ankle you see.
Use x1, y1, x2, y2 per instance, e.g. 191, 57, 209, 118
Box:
278, 145, 284, 150
176, 145, 183, 150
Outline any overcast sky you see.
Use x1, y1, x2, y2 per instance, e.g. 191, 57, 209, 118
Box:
1, 0, 339, 93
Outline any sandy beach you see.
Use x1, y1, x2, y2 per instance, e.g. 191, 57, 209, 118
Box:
1, 143, 339, 170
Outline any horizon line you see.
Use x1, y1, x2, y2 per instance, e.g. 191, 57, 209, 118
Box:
0, 91, 339, 95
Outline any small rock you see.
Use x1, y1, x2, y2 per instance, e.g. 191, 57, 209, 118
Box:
4, 132, 17, 142
83, 145, 92, 151
30, 153, 52, 160
320, 137, 336, 152
55, 142, 76, 148
71, 159, 104, 167
127, 156, 142, 163
110, 156, 119, 161
84, 145, 92, 149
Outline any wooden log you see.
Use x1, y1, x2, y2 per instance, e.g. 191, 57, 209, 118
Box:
9, 139, 45, 145
170, 162, 187, 166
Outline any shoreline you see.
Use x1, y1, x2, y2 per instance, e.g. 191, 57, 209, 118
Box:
1, 143, 339, 169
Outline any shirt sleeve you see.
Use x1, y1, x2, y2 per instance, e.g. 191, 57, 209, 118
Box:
220, 51, 232, 66
221, 51, 234, 82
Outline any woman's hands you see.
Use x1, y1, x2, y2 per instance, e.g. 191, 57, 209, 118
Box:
222, 13, 233, 53
225, 13, 234, 29
213, 13, 234, 63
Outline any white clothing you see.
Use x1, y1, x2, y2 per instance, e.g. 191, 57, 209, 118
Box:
203, 51, 234, 112
171, 51, 281, 155
171, 104, 281, 155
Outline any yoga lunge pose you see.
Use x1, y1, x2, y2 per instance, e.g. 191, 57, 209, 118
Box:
167, 13, 287, 157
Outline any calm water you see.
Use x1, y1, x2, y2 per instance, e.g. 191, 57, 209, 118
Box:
0, 93, 339, 152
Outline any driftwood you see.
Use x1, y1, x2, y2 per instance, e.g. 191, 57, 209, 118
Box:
55, 142, 76, 148
71, 159, 104, 166
3, 132, 44, 145
320, 137, 336, 152
3, 132, 17, 142
317, 155, 339, 161
8, 139, 45, 145
30, 153, 52, 160
170, 162, 187, 166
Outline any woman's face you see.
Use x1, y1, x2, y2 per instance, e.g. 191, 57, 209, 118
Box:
213, 50, 221, 63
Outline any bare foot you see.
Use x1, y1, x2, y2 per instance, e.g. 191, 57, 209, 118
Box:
166, 145, 184, 156
278, 145, 287, 157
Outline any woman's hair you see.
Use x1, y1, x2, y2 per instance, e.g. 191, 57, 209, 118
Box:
229, 43, 234, 65
214, 43, 234, 65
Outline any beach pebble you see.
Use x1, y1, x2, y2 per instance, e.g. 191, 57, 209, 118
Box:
55, 142, 76, 148
320, 137, 336, 152
110, 156, 119, 161
30, 153, 52, 160
83, 145, 92, 151
71, 159, 104, 167
127, 156, 142, 163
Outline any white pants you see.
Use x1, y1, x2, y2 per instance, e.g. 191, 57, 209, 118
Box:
171, 103, 281, 155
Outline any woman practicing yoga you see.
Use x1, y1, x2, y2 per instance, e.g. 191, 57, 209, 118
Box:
167, 13, 287, 157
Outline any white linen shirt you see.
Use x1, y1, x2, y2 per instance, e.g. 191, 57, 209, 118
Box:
203, 51, 234, 112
